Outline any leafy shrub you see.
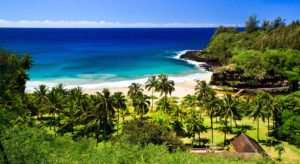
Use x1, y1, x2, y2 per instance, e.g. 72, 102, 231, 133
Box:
112, 119, 185, 151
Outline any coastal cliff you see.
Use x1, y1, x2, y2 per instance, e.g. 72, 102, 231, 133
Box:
180, 21, 300, 93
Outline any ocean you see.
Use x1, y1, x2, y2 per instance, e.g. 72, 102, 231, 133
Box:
0, 28, 216, 92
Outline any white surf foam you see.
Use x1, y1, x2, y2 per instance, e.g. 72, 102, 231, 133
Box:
173, 50, 205, 69
26, 49, 211, 93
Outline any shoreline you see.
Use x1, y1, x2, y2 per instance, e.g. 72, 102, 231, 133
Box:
83, 77, 211, 98
26, 49, 213, 94
82, 50, 213, 97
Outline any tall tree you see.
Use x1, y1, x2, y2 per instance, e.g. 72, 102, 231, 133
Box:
204, 90, 219, 149
245, 15, 259, 33
135, 92, 150, 119
221, 94, 241, 127
145, 75, 157, 111
271, 17, 285, 29
261, 20, 271, 31
218, 120, 232, 147
33, 84, 49, 118
96, 89, 115, 141
156, 73, 175, 113
249, 92, 267, 141
113, 92, 127, 135
128, 83, 143, 116
195, 80, 212, 119
259, 92, 274, 136
47, 89, 63, 135
186, 113, 200, 147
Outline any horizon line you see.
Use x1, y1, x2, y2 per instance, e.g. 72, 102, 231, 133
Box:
0, 19, 242, 28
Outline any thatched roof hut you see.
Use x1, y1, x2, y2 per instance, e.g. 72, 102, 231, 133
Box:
230, 133, 265, 154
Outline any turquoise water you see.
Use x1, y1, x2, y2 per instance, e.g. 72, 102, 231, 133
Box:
0, 28, 215, 91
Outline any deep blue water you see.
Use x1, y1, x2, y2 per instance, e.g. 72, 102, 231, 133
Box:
0, 28, 216, 91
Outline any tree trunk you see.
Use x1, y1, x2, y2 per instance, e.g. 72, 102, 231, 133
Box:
234, 117, 238, 127
211, 113, 214, 149
58, 111, 61, 127
151, 89, 154, 111
198, 132, 201, 146
123, 115, 125, 124
50, 117, 52, 130
199, 110, 202, 120
257, 118, 259, 141
267, 116, 270, 136
141, 110, 143, 119
192, 133, 195, 148
224, 131, 227, 147
53, 113, 56, 136
117, 108, 119, 135
164, 93, 167, 113
96, 123, 100, 146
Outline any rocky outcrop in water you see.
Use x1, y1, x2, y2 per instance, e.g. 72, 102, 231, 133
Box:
179, 50, 221, 71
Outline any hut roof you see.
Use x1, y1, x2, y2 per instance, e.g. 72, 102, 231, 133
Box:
230, 133, 265, 154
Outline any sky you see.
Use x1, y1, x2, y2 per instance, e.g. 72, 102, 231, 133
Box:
0, 0, 299, 28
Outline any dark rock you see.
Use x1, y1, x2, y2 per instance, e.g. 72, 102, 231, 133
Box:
179, 50, 221, 71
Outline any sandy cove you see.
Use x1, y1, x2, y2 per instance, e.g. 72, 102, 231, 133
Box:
83, 77, 211, 98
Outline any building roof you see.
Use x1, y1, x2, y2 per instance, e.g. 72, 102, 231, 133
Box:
230, 133, 265, 154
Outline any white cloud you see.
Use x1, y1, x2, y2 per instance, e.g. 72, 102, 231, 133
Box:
0, 19, 240, 28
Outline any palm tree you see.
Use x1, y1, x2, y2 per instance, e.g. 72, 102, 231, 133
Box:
259, 92, 274, 136
85, 89, 115, 144
113, 92, 127, 135
20, 54, 34, 70
96, 88, 115, 141
249, 92, 267, 141
47, 89, 63, 135
156, 73, 175, 112
219, 120, 232, 147
275, 146, 285, 161
62, 100, 78, 134
145, 75, 157, 111
221, 94, 241, 127
195, 80, 212, 120
272, 96, 283, 128
128, 83, 143, 116
33, 84, 49, 118
75, 94, 92, 126
204, 90, 219, 149
182, 95, 197, 114
195, 80, 211, 99
54, 83, 67, 95
171, 105, 186, 122
135, 92, 150, 119
53, 84, 67, 127
186, 114, 200, 147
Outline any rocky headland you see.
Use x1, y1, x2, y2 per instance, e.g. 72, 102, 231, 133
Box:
179, 50, 293, 94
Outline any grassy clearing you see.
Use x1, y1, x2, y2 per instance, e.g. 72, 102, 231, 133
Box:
120, 106, 300, 163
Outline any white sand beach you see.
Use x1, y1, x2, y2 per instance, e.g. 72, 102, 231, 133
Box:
83, 76, 211, 98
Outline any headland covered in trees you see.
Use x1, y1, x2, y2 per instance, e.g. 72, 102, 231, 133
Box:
0, 16, 300, 163
180, 16, 300, 93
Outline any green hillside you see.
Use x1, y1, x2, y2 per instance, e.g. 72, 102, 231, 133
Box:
202, 17, 300, 89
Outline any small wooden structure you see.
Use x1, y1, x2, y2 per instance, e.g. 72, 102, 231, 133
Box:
230, 133, 265, 154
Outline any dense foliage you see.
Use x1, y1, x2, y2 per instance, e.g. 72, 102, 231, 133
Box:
202, 18, 300, 88
113, 119, 185, 151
